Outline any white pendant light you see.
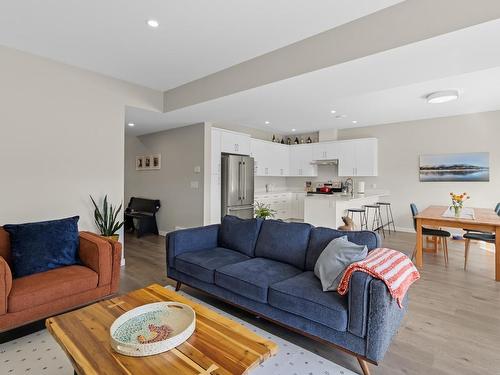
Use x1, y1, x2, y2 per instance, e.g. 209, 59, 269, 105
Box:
426, 90, 459, 104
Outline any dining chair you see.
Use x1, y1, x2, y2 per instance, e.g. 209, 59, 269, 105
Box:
410, 203, 451, 266
462, 203, 499, 270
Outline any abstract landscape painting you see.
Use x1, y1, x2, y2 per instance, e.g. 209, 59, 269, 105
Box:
419, 152, 489, 182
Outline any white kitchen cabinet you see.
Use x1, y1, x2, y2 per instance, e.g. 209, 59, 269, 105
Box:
250, 139, 272, 176
221, 129, 251, 155
289, 144, 317, 177
290, 192, 306, 219
354, 138, 378, 176
272, 144, 290, 176
210, 173, 221, 224
312, 141, 340, 160
211, 128, 221, 175
337, 138, 377, 177
255, 192, 292, 220
251, 140, 289, 177
336, 141, 356, 177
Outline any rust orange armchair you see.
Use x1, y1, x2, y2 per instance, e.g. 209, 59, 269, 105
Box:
0, 228, 122, 332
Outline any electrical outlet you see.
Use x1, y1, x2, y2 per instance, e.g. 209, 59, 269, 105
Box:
190, 181, 199, 189
194, 166, 201, 173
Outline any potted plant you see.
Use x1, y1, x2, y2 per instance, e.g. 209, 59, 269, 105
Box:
90, 195, 124, 241
254, 201, 276, 220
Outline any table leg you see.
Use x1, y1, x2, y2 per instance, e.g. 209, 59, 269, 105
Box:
415, 218, 423, 267
495, 226, 500, 281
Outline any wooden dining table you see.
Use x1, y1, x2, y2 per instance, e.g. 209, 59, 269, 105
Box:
415, 205, 500, 281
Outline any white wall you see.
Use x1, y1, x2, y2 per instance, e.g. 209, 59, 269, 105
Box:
124, 124, 206, 233
338, 111, 500, 231
0, 46, 163, 232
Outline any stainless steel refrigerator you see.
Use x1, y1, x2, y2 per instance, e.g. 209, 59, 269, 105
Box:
221, 154, 254, 219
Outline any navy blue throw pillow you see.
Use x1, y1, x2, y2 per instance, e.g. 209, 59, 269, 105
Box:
4, 216, 80, 278
219, 215, 263, 257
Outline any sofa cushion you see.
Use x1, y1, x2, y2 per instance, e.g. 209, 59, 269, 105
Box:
8, 265, 98, 313
3, 216, 80, 278
215, 257, 302, 303
269, 271, 348, 331
254, 220, 312, 269
305, 227, 380, 271
218, 216, 263, 257
175, 247, 250, 284
314, 237, 368, 292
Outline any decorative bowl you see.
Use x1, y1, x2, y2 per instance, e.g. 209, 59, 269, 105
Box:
110, 302, 195, 357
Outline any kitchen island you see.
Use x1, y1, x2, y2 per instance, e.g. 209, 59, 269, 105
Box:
304, 191, 389, 229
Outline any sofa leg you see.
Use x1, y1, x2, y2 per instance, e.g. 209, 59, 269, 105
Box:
357, 357, 371, 375
175, 281, 182, 291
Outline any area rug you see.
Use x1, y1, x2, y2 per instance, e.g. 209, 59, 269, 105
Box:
0, 286, 356, 375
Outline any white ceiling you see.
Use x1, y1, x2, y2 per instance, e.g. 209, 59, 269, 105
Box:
126, 19, 500, 135
0, 0, 403, 90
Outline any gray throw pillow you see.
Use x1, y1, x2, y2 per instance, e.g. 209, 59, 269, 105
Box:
314, 236, 368, 292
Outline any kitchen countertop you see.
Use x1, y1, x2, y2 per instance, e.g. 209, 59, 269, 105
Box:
255, 190, 307, 195
305, 191, 389, 201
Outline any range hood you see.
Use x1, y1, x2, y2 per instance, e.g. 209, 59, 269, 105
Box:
310, 159, 338, 166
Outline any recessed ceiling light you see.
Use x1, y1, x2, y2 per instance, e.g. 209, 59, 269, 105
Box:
147, 19, 160, 28
426, 90, 459, 104
330, 110, 337, 114
265, 121, 270, 125
352, 120, 358, 124
291, 129, 296, 132
127, 123, 135, 127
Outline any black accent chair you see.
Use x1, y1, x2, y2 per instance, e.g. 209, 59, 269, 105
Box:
125, 197, 161, 238
463, 202, 499, 270
410, 203, 451, 266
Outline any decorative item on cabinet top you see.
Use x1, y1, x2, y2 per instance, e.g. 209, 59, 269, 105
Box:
136, 154, 161, 170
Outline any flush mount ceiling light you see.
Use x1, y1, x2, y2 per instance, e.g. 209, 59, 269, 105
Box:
127, 123, 135, 127
426, 90, 459, 104
352, 120, 358, 124
291, 128, 296, 132
330, 110, 337, 114
265, 121, 270, 125
147, 19, 160, 28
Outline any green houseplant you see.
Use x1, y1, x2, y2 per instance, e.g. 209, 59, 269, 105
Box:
254, 201, 276, 220
90, 195, 124, 241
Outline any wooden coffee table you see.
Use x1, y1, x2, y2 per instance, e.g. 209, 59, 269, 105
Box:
46, 284, 278, 374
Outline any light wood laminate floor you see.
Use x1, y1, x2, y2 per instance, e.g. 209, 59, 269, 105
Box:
121, 232, 500, 375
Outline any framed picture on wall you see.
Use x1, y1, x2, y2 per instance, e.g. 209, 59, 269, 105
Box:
152, 154, 161, 169
419, 152, 489, 182
136, 156, 144, 170
144, 155, 152, 169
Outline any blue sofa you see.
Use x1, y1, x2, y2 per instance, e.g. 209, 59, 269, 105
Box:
166, 216, 407, 375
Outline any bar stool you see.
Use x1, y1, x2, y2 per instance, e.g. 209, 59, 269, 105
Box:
363, 204, 386, 238
347, 208, 367, 230
376, 202, 396, 234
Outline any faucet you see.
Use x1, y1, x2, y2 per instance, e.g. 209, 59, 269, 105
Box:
344, 178, 354, 197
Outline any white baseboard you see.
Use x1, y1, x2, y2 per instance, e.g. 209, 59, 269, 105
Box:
395, 226, 415, 233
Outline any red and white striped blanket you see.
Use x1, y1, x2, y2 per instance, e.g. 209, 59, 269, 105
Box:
337, 248, 420, 308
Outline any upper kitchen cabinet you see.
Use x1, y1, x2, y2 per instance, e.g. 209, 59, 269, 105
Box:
337, 138, 378, 177
251, 139, 289, 176
312, 141, 340, 160
220, 128, 251, 155
289, 144, 317, 177
354, 138, 378, 176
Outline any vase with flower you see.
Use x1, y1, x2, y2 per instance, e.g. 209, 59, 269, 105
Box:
449, 192, 470, 217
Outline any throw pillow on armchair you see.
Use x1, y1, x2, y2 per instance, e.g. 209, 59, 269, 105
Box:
3, 216, 80, 278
